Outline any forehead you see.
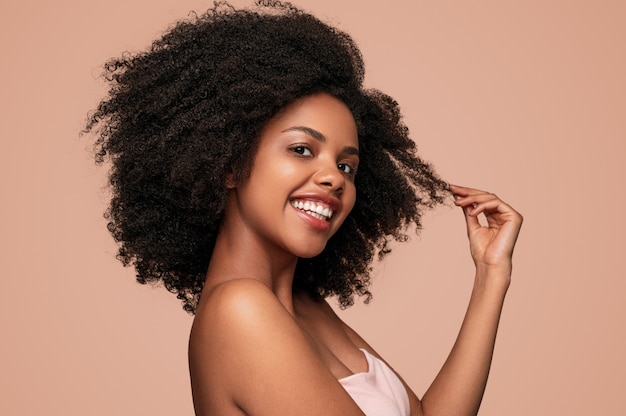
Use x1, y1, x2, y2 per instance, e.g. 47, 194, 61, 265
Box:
262, 93, 359, 148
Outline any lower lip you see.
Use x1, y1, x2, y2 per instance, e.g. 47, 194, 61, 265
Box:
291, 206, 331, 232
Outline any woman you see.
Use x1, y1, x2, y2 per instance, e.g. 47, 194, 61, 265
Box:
85, 1, 522, 415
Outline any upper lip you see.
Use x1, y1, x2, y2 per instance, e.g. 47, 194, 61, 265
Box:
289, 193, 341, 212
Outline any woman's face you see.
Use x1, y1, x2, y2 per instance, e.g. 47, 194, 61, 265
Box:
228, 93, 359, 259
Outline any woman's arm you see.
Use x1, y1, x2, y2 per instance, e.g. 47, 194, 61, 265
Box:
419, 185, 523, 415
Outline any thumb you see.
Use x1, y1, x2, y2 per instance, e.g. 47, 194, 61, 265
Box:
462, 204, 481, 236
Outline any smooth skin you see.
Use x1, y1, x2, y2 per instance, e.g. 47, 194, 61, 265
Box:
188, 93, 523, 416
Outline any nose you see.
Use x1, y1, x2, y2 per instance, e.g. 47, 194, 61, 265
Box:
313, 162, 345, 194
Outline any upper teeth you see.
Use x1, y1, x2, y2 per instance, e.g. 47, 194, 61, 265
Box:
291, 200, 334, 220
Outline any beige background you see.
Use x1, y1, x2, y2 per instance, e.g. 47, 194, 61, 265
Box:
1, 0, 624, 414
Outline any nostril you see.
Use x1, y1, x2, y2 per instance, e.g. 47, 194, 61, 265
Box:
320, 181, 342, 193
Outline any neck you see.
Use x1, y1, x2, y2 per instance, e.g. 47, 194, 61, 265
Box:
203, 210, 299, 315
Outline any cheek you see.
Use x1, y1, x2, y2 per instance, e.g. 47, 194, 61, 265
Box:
342, 184, 358, 217
257, 153, 300, 183
330, 189, 356, 237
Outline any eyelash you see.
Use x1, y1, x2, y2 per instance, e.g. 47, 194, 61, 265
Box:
289, 145, 357, 176
338, 163, 356, 176
290, 145, 313, 156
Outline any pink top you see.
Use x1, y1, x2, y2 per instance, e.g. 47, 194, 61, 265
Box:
339, 348, 411, 416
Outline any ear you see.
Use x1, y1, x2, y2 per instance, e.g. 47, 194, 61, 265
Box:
225, 170, 237, 189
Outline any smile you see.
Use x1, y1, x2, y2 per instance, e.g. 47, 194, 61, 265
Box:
290, 199, 334, 221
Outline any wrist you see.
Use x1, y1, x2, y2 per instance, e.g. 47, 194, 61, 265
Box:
474, 264, 512, 293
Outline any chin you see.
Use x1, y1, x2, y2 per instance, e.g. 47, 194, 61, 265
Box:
292, 243, 327, 259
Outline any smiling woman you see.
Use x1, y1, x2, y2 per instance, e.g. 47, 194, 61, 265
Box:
84, 1, 522, 415
227, 94, 359, 250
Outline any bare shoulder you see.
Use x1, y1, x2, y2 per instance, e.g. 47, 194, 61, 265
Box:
191, 278, 288, 340
189, 279, 299, 395
189, 279, 365, 416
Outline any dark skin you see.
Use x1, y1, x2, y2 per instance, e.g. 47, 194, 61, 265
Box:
188, 94, 523, 415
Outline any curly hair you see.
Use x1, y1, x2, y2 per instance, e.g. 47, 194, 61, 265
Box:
84, 0, 449, 314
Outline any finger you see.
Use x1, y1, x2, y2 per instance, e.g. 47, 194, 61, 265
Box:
468, 198, 519, 223
462, 203, 482, 234
454, 192, 499, 210
449, 184, 490, 197
451, 188, 494, 209
469, 197, 505, 215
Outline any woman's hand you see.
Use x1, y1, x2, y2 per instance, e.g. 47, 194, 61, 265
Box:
449, 185, 523, 276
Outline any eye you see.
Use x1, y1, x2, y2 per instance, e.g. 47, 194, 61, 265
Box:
290, 145, 312, 156
338, 163, 356, 176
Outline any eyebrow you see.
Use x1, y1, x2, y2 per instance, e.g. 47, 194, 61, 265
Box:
282, 126, 360, 156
